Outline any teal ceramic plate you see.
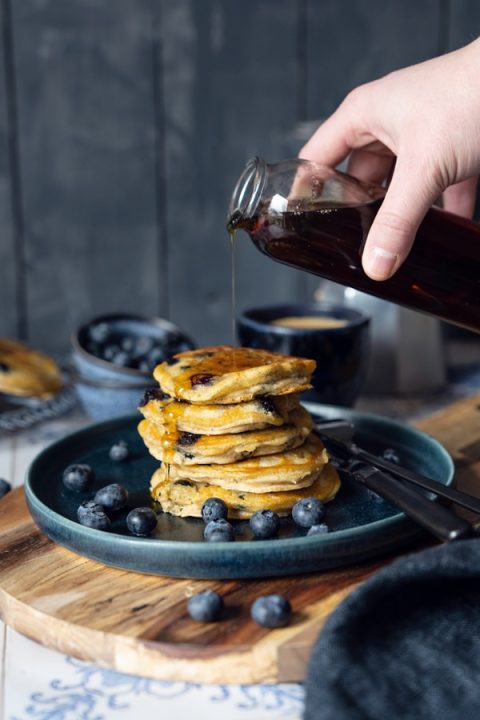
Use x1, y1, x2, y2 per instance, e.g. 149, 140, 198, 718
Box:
25, 404, 454, 579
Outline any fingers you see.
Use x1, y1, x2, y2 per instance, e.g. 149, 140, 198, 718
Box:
442, 176, 478, 218
347, 147, 394, 186
362, 158, 441, 280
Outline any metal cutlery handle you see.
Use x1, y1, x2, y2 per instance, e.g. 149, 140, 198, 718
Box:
315, 425, 480, 516
354, 445, 480, 515
353, 464, 474, 543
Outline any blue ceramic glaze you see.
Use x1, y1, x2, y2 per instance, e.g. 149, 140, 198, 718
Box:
25, 404, 454, 579
238, 303, 370, 406
71, 313, 195, 420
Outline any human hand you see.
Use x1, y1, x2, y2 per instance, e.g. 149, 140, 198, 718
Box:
300, 39, 480, 280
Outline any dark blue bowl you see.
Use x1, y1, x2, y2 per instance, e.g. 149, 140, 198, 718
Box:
238, 303, 370, 406
71, 313, 195, 420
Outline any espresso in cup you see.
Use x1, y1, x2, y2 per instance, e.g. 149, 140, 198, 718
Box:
271, 316, 348, 330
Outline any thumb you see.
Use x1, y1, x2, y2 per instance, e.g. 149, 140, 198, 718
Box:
362, 158, 441, 280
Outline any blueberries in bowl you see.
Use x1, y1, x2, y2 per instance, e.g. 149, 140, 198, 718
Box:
76, 313, 195, 375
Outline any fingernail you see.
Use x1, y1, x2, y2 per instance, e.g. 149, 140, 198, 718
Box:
365, 246, 398, 280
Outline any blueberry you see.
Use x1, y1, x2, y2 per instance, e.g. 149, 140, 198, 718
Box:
77, 501, 111, 530
63, 464, 95, 492
203, 518, 235, 542
94, 483, 128, 513
111, 351, 130, 367
133, 336, 154, 358
147, 347, 167, 368
187, 590, 224, 622
89, 322, 110, 345
109, 441, 129, 462
383, 448, 401, 465
307, 523, 329, 536
138, 360, 151, 374
0, 478, 12, 498
103, 344, 121, 361
251, 594, 291, 628
120, 336, 135, 353
249, 510, 280, 539
201, 497, 228, 523
126, 507, 157, 536
0, 361, 10, 372
292, 498, 325, 528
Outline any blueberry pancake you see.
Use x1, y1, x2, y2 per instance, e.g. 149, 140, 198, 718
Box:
138, 405, 313, 465
150, 461, 340, 519
0, 338, 63, 397
153, 346, 315, 404
139, 389, 300, 435
160, 432, 328, 493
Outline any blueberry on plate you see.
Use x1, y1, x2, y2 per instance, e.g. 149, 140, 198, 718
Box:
187, 590, 224, 622
383, 448, 401, 465
77, 501, 111, 530
94, 483, 129, 513
109, 441, 129, 462
307, 522, 329, 536
201, 497, 228, 524
292, 498, 325, 528
251, 594, 291, 628
0, 478, 12, 498
249, 509, 280, 539
126, 507, 157, 537
203, 518, 235, 542
63, 464, 95, 492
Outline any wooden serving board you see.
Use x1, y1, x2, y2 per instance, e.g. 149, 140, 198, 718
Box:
1, 394, 480, 684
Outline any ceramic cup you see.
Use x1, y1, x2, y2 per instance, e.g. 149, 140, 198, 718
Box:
237, 303, 370, 406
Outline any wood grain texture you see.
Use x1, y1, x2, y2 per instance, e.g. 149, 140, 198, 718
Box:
2, 396, 480, 683
0, 487, 385, 683
10, 0, 164, 353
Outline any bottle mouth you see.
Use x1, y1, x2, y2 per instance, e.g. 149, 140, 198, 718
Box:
228, 156, 266, 225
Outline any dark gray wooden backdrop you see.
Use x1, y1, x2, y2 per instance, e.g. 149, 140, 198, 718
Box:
0, 0, 479, 353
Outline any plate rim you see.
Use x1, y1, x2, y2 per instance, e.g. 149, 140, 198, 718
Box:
24, 404, 455, 575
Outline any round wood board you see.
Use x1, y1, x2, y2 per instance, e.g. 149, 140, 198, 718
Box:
0, 487, 393, 684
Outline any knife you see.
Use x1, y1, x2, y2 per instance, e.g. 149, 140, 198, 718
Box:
315, 421, 480, 515
351, 463, 474, 542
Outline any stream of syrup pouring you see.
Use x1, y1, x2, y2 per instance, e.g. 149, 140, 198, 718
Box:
229, 228, 237, 349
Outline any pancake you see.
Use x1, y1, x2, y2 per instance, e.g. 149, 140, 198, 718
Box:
163, 432, 328, 493
139, 390, 300, 435
138, 405, 313, 465
0, 338, 63, 397
153, 346, 315, 404
150, 461, 340, 519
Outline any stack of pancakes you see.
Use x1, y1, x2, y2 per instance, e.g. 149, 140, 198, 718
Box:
138, 346, 341, 519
